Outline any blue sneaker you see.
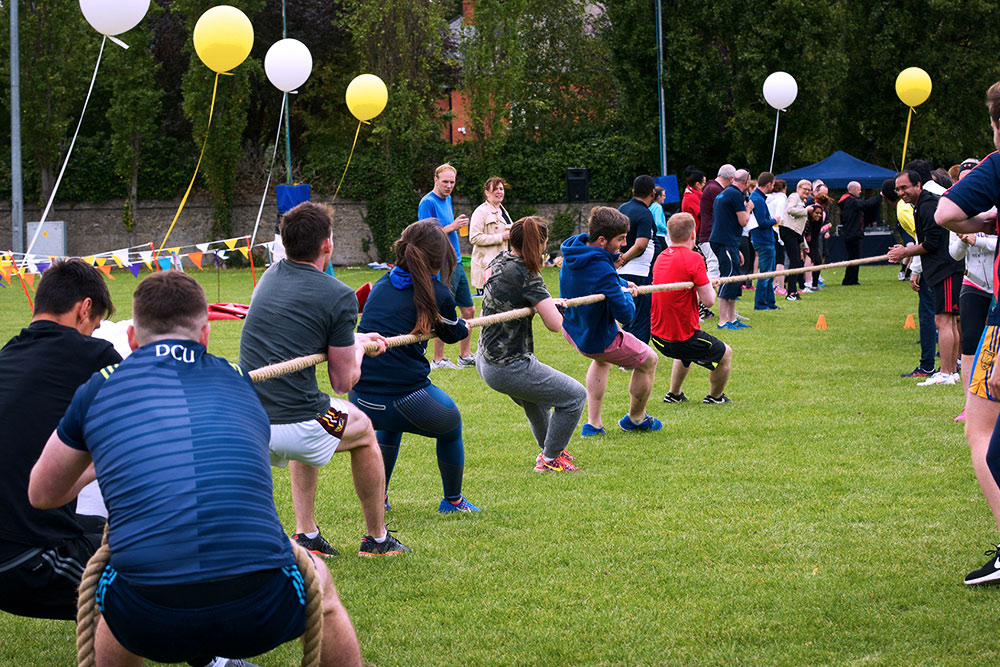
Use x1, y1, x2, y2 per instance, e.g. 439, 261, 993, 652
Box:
618, 414, 663, 432
717, 322, 740, 330
581, 423, 606, 437
734, 320, 752, 329
818, 278, 826, 287
438, 496, 481, 513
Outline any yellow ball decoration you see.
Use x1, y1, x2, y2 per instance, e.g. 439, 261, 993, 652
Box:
345, 74, 388, 122
193, 5, 254, 74
895, 67, 932, 108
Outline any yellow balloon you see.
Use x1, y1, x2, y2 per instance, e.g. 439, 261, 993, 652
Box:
193, 5, 254, 73
346, 74, 388, 121
896, 67, 932, 108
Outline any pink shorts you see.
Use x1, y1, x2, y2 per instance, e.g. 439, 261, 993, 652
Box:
563, 328, 651, 370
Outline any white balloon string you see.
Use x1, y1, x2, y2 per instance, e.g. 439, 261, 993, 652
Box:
107, 35, 129, 49
249, 93, 286, 252
769, 108, 780, 173
26, 36, 107, 264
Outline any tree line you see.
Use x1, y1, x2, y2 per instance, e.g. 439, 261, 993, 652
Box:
1, 0, 998, 257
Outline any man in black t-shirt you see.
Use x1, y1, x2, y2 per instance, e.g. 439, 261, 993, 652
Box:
615, 175, 657, 343
0, 259, 120, 620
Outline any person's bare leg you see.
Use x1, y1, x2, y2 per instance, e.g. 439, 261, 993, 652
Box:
936, 314, 959, 374
775, 263, 785, 291
585, 359, 610, 428
290, 462, 321, 535
459, 305, 475, 358
669, 358, 689, 395
433, 338, 445, 363
309, 556, 363, 667
718, 298, 735, 324
95, 616, 144, 667
709, 346, 732, 397
965, 393, 1000, 533
335, 405, 386, 538
627, 348, 658, 422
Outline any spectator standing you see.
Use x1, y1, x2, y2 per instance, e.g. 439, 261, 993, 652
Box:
710, 168, 753, 329
749, 172, 779, 310
615, 175, 657, 344
682, 168, 706, 236
779, 179, 811, 301
469, 177, 512, 295
698, 165, 735, 278
838, 181, 882, 285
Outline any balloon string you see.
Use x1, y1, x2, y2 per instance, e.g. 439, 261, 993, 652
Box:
332, 120, 364, 202
158, 72, 231, 257
25, 36, 107, 263
900, 106, 914, 171
769, 109, 781, 173
248, 93, 286, 256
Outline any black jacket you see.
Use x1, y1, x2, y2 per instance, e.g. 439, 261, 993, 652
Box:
838, 192, 882, 240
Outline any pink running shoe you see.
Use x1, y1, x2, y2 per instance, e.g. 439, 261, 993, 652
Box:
775, 287, 787, 296
955, 409, 967, 423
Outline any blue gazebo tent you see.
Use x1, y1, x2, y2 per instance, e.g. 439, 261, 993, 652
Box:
776, 151, 897, 189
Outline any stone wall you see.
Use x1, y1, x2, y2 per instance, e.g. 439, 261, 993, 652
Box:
0, 196, 620, 265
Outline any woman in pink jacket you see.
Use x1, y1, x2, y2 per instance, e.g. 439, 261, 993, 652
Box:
469, 177, 512, 293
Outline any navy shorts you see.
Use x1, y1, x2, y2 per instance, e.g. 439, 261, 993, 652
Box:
450, 265, 475, 309
651, 331, 727, 370
711, 243, 742, 301
97, 565, 306, 664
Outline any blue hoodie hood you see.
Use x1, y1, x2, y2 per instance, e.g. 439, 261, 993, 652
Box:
558, 233, 636, 354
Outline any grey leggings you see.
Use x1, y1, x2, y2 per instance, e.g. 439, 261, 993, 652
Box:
476, 354, 586, 459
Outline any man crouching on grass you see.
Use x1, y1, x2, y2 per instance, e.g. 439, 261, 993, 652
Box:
651, 213, 734, 405
29, 271, 361, 667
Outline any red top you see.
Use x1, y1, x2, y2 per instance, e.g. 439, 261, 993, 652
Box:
651, 245, 709, 342
682, 187, 702, 235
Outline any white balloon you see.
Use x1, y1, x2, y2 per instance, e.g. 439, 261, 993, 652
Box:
79, 0, 150, 37
265, 39, 313, 93
762, 71, 798, 110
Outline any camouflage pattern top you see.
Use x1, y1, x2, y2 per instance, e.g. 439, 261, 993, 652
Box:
478, 251, 551, 366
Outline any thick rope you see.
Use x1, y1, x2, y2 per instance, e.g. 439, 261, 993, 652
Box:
76, 532, 324, 666
76, 528, 109, 667
292, 539, 324, 667
248, 253, 888, 383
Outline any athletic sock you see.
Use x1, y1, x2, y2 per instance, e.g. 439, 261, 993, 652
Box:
373, 532, 388, 543
303, 529, 319, 539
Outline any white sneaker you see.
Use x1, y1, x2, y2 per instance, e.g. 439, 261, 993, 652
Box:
457, 355, 477, 368
917, 371, 959, 386
429, 358, 460, 370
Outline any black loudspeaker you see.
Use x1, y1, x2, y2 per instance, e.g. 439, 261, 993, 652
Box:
566, 168, 590, 202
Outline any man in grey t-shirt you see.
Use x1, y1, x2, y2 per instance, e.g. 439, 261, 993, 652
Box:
240, 202, 410, 558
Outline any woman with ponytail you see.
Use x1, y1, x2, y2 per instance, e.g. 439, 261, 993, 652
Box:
476, 217, 586, 472
349, 220, 481, 513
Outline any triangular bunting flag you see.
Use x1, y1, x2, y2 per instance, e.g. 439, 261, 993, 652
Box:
128, 262, 141, 278
35, 260, 51, 274
96, 264, 115, 280
196, 243, 210, 253
23, 273, 35, 289
238, 247, 250, 258
157, 257, 172, 271
188, 251, 204, 269
113, 249, 129, 267
167, 247, 180, 256
95, 256, 108, 267
0, 265, 11, 283
224, 238, 238, 250
83, 255, 96, 265
139, 250, 153, 265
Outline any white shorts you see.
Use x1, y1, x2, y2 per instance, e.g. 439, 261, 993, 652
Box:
698, 241, 720, 278
269, 397, 350, 468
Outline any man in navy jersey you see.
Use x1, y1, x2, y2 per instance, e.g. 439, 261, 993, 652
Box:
29, 271, 362, 666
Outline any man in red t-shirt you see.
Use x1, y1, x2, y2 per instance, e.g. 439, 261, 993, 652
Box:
651, 212, 734, 404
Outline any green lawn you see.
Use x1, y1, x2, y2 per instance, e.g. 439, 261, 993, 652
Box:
1, 262, 997, 666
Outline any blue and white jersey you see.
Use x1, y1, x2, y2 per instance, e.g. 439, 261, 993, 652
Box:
58, 339, 293, 586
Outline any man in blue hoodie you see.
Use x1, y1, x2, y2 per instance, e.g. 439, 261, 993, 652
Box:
560, 206, 661, 436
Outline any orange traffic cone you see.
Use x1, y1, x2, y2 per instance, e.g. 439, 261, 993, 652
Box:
816, 314, 828, 330
903, 314, 916, 329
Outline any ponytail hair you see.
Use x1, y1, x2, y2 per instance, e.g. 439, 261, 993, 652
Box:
509, 216, 549, 275
394, 220, 457, 335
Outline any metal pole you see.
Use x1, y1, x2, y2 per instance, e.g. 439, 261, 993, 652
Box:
10, 0, 24, 253
654, 0, 667, 176
281, 0, 293, 185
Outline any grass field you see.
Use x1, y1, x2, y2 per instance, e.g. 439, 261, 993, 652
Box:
1, 261, 998, 666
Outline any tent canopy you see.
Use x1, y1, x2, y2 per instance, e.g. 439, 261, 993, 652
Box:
775, 151, 897, 190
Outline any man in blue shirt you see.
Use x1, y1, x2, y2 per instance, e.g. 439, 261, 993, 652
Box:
418, 163, 476, 369
749, 172, 779, 311
709, 168, 753, 328
28, 271, 362, 666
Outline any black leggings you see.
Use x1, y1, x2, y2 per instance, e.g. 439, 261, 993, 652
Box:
778, 226, 804, 293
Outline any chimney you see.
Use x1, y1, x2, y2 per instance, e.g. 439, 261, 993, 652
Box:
462, 0, 475, 23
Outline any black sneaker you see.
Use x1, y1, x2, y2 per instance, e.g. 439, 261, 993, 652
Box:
663, 392, 689, 403
292, 530, 339, 558
900, 366, 935, 378
786, 293, 802, 301
359, 529, 412, 557
965, 545, 1000, 585
703, 394, 732, 404
699, 305, 715, 320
